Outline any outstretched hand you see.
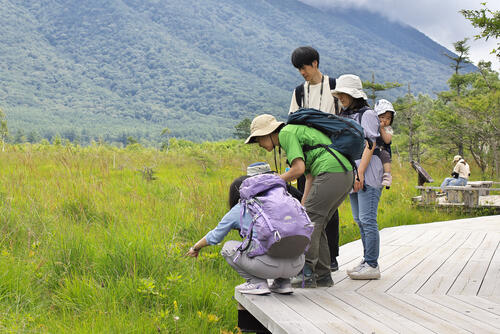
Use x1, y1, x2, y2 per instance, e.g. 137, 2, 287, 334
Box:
185, 247, 199, 258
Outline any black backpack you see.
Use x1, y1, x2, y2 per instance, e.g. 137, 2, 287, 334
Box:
294, 77, 342, 115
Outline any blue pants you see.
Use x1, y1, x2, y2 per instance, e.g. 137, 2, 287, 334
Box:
349, 185, 382, 267
440, 177, 467, 190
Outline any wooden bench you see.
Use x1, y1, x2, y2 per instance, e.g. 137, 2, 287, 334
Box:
466, 181, 494, 196
416, 185, 500, 207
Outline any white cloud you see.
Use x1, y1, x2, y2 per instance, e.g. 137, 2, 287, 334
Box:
299, 0, 499, 70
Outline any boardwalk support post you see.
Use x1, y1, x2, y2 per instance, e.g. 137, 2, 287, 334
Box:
238, 303, 271, 333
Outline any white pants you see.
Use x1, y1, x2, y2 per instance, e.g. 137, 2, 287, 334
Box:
221, 240, 304, 283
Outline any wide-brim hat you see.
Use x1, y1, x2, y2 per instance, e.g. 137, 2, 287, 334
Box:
331, 74, 367, 100
453, 155, 462, 162
374, 99, 396, 116
245, 114, 284, 144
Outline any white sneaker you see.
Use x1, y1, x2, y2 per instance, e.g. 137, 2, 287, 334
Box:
346, 259, 365, 274
382, 173, 392, 187
347, 263, 381, 280
235, 281, 271, 295
269, 278, 293, 294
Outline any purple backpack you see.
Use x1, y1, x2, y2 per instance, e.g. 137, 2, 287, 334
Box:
236, 174, 313, 259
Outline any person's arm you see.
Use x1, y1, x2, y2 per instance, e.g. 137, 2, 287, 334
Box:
379, 125, 392, 144
301, 173, 313, 205
281, 157, 305, 182
354, 111, 380, 192
353, 140, 376, 192
185, 204, 241, 258
185, 237, 208, 258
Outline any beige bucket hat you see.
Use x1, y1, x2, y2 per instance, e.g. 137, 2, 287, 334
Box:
453, 155, 462, 162
331, 74, 367, 100
245, 114, 284, 144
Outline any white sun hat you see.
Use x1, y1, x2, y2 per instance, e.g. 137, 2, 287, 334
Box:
374, 99, 397, 116
331, 74, 367, 100
245, 114, 284, 144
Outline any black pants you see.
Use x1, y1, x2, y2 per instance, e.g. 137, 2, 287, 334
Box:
297, 175, 339, 261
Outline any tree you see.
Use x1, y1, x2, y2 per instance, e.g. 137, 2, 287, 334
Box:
161, 127, 171, 152
444, 39, 472, 76
461, 3, 500, 58
233, 118, 251, 140
362, 73, 402, 107
444, 39, 472, 97
394, 84, 424, 162
126, 136, 138, 145
0, 108, 8, 152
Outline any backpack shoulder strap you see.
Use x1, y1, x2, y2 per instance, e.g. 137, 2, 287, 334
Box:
328, 77, 336, 90
357, 106, 370, 125
294, 84, 305, 108
356, 106, 374, 151
328, 77, 341, 115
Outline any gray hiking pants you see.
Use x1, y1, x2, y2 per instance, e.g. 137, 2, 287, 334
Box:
221, 240, 305, 283
304, 171, 353, 277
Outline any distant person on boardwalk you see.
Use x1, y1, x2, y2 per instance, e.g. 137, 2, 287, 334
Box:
440, 155, 470, 190
288, 46, 342, 272
333, 74, 383, 280
374, 99, 396, 188
245, 114, 353, 288
185, 175, 306, 295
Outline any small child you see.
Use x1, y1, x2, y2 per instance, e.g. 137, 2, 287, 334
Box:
374, 99, 396, 187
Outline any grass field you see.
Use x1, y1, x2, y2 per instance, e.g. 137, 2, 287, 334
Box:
0, 140, 490, 333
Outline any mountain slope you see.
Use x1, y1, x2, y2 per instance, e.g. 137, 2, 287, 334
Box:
0, 0, 465, 142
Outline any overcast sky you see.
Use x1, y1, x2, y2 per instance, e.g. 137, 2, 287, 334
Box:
299, 0, 499, 70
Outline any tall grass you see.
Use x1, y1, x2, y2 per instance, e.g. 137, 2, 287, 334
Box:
0, 141, 493, 332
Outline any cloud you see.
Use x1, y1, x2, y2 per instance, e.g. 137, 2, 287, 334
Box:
299, 0, 499, 69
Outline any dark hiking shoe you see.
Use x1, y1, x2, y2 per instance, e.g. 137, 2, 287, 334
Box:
316, 274, 334, 287
330, 259, 339, 272
290, 272, 317, 288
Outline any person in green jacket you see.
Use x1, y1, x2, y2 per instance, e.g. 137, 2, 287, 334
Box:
245, 114, 353, 287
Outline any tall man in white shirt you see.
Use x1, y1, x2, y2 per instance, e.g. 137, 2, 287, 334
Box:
288, 46, 341, 272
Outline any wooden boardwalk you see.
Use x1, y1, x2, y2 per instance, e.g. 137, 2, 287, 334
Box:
235, 215, 500, 333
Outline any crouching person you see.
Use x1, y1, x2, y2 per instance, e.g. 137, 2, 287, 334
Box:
186, 174, 312, 295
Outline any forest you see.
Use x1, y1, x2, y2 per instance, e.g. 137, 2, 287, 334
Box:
0, 0, 474, 142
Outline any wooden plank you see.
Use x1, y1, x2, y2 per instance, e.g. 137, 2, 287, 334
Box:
275, 291, 361, 334
392, 293, 500, 333
452, 295, 500, 316
302, 290, 399, 334
235, 292, 323, 334
362, 292, 469, 334
330, 291, 433, 334
417, 247, 476, 295
477, 234, 500, 298
385, 228, 431, 246
417, 231, 486, 295
357, 230, 457, 293
388, 232, 471, 294
448, 233, 498, 296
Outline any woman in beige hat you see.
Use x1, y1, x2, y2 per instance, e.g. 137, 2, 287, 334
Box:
440, 155, 470, 190
245, 113, 353, 288
333, 74, 383, 280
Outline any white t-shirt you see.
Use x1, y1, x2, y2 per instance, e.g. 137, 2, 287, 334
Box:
288, 75, 336, 115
